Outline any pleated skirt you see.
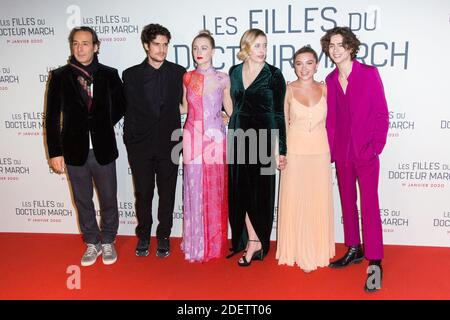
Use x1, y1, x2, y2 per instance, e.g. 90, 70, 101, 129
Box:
276, 152, 335, 271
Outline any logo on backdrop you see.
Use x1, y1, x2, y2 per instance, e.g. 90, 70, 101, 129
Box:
338, 208, 407, 234
0, 156, 30, 182
16, 200, 73, 224
388, 161, 449, 189
171, 4, 410, 71
4, 111, 45, 137
173, 204, 183, 221
388, 110, 415, 138
432, 211, 450, 235
0, 17, 55, 44
0, 67, 19, 92
440, 120, 450, 130
66, 5, 139, 44
118, 201, 136, 226
381, 208, 409, 234
38, 65, 64, 84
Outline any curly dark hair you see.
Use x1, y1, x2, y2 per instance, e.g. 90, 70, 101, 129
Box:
141, 23, 171, 45
320, 27, 360, 60
293, 45, 318, 63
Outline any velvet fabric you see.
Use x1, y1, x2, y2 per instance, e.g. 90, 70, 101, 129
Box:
45, 63, 125, 165
68, 55, 99, 111
227, 62, 286, 256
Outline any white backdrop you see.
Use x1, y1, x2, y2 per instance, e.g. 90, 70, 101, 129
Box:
1, 0, 449, 247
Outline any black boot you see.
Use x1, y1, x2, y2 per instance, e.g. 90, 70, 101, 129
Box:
329, 244, 364, 268
156, 237, 170, 258
135, 238, 150, 257
364, 260, 383, 292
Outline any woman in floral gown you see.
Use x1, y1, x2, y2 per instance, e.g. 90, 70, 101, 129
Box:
180, 30, 233, 262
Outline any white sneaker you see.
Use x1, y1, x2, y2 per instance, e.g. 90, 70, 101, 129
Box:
81, 243, 102, 266
102, 243, 117, 265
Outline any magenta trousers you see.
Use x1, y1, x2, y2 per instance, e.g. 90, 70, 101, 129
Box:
335, 156, 384, 260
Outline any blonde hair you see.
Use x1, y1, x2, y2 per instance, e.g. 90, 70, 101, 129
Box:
237, 28, 266, 61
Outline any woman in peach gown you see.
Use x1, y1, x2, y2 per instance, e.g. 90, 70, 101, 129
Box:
276, 46, 335, 272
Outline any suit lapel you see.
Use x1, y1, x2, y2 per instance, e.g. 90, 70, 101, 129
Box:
66, 68, 87, 111
139, 59, 147, 96
139, 59, 156, 115
92, 67, 105, 113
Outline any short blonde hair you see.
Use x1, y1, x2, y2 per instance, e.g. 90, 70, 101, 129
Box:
237, 28, 266, 61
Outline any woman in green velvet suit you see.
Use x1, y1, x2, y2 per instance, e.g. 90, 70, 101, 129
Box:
227, 29, 287, 266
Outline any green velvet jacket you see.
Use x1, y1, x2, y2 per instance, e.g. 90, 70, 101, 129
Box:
228, 62, 287, 156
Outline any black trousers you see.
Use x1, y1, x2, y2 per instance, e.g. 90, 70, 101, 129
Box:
128, 153, 179, 240
66, 150, 119, 244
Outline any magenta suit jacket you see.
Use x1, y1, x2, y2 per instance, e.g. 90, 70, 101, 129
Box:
325, 60, 389, 162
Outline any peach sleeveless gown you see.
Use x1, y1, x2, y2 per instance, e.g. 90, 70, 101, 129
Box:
276, 83, 335, 271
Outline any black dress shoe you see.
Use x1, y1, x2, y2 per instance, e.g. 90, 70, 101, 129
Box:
365, 260, 383, 292
156, 237, 170, 258
135, 238, 150, 257
329, 244, 364, 268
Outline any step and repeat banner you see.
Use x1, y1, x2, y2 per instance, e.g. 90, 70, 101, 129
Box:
1, 0, 449, 247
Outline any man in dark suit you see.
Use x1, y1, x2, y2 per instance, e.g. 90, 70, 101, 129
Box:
122, 23, 185, 258
45, 26, 125, 267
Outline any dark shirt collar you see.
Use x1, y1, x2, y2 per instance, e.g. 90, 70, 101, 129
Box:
144, 58, 167, 72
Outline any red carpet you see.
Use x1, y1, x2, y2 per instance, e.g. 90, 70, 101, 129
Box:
1, 233, 449, 300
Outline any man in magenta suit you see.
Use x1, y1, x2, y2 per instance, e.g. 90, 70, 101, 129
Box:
320, 27, 389, 292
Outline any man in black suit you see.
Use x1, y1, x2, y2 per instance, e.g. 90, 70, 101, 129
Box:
122, 24, 185, 258
45, 26, 125, 267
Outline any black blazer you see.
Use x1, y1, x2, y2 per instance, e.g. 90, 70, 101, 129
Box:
122, 59, 185, 158
45, 64, 125, 166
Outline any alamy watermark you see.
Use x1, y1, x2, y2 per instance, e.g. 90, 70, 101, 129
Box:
66, 265, 81, 290
366, 265, 382, 291
171, 122, 282, 175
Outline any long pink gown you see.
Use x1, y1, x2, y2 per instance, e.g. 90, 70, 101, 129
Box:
181, 66, 229, 262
